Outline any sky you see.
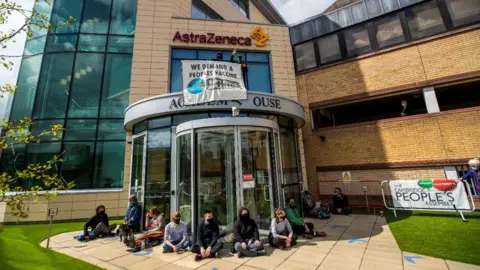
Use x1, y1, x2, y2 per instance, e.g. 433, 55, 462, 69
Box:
271, 0, 336, 25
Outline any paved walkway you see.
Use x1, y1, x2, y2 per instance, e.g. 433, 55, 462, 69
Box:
41, 215, 479, 270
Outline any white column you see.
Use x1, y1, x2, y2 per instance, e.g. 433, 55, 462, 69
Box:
423, 87, 440, 113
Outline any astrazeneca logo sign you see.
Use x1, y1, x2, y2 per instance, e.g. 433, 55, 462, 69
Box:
172, 26, 269, 47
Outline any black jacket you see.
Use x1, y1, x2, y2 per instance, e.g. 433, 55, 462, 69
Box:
84, 205, 109, 235
233, 207, 259, 243
196, 221, 220, 248
333, 194, 349, 209
230, 55, 248, 74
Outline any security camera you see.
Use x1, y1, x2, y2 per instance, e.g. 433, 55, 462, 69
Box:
126, 136, 133, 144
232, 107, 240, 117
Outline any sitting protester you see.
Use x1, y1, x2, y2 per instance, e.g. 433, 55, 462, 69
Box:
333, 188, 350, 215
124, 194, 142, 231
193, 210, 222, 261
233, 207, 266, 258
145, 206, 165, 233
286, 198, 325, 239
269, 208, 297, 249
303, 191, 330, 219
163, 211, 190, 254
82, 205, 112, 241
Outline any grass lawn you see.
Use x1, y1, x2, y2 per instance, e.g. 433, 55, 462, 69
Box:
385, 210, 480, 265
0, 220, 122, 270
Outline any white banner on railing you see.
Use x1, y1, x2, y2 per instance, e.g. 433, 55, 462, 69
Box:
389, 180, 470, 210
182, 60, 247, 105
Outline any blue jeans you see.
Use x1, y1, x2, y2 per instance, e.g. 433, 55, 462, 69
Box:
163, 240, 190, 252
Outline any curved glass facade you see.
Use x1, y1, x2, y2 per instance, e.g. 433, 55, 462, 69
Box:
3, 0, 137, 189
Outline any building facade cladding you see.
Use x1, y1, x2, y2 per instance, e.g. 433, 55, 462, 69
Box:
1, 0, 305, 223
295, 0, 480, 201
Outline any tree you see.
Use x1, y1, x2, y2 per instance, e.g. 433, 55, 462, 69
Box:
0, 0, 75, 220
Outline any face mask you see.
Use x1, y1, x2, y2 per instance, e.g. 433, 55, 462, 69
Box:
206, 218, 214, 223
174, 218, 180, 224
334, 192, 338, 195
241, 214, 249, 220
278, 216, 285, 220
99, 211, 105, 214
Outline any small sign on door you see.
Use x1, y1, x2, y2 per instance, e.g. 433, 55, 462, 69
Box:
243, 174, 255, 189
48, 208, 58, 217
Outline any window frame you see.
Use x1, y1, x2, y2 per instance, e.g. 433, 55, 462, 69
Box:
191, 0, 224, 20
229, 0, 250, 19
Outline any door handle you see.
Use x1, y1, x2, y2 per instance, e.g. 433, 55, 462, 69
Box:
263, 186, 270, 202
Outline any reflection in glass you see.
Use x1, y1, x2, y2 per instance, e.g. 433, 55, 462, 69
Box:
197, 129, 237, 239
51, 0, 83, 33
78, 35, 107, 52
247, 63, 271, 93
30, 0, 54, 37
100, 55, 132, 118
131, 136, 145, 197
45, 34, 77, 52
446, 0, 480, 27
26, 143, 61, 188
80, 0, 112, 34
280, 128, 300, 185
294, 41, 316, 71
345, 25, 372, 56
98, 120, 125, 140
62, 142, 94, 189
32, 120, 64, 141
146, 128, 171, 194
318, 34, 341, 64
94, 141, 125, 188
110, 0, 137, 35
24, 36, 47, 55
177, 133, 192, 234
107, 36, 134, 53
65, 120, 97, 141
375, 14, 405, 48
406, 1, 446, 40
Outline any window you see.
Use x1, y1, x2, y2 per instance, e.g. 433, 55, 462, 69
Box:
100, 54, 132, 118
344, 25, 372, 56
375, 13, 406, 48
107, 36, 134, 53
51, 0, 83, 34
94, 141, 126, 188
146, 129, 171, 194
24, 36, 47, 56
192, 0, 223, 20
311, 91, 427, 128
80, 0, 112, 34
97, 120, 126, 140
170, 49, 272, 93
446, 0, 480, 27
435, 80, 480, 112
31, 120, 64, 141
64, 120, 97, 141
229, 0, 249, 18
68, 53, 105, 118
318, 34, 342, 64
406, 0, 446, 40
110, 0, 137, 35
78, 35, 107, 52
294, 41, 316, 71
45, 34, 77, 52
62, 142, 95, 189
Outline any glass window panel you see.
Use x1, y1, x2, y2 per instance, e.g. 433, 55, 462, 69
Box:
146, 129, 171, 194
172, 49, 197, 59
133, 121, 147, 134
64, 120, 97, 141
148, 117, 172, 129
280, 128, 300, 185
246, 53, 269, 63
192, 3, 208, 19
172, 114, 209, 126
446, 0, 480, 27
318, 34, 341, 64
198, 50, 219, 60
30, 0, 54, 37
294, 41, 316, 71
62, 142, 95, 188
406, 1, 446, 40
24, 36, 46, 56
45, 34, 78, 52
375, 14, 406, 48
170, 59, 183, 93
78, 35, 107, 52
80, 0, 112, 34
0, 143, 26, 177
107, 36, 134, 53
110, 0, 137, 35
176, 134, 192, 233
98, 120, 126, 140
344, 25, 372, 56
68, 53, 105, 118
247, 63, 271, 93
51, 0, 83, 33
32, 120, 64, 141
26, 143, 61, 165
100, 54, 132, 118
94, 141, 125, 188
10, 55, 43, 121
34, 53, 75, 119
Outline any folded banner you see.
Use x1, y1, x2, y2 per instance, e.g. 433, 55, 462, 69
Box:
182, 60, 247, 105
389, 180, 470, 210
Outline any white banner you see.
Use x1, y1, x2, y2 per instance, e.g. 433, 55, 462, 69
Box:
389, 180, 470, 210
182, 60, 247, 105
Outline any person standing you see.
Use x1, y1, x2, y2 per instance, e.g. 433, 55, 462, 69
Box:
124, 195, 142, 231
163, 212, 190, 254
233, 207, 266, 258
333, 188, 350, 215
269, 208, 297, 249
193, 210, 222, 261
230, 48, 248, 86
459, 158, 480, 195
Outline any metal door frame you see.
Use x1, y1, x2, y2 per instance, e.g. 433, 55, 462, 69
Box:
129, 132, 147, 229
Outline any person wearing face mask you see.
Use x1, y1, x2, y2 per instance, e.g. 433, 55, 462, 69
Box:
269, 208, 297, 249
163, 211, 190, 254
459, 158, 480, 195
124, 194, 142, 231
233, 207, 266, 258
83, 205, 111, 241
192, 210, 222, 261
285, 198, 322, 239
333, 188, 350, 215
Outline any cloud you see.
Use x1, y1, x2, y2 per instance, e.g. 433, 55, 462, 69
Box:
271, 0, 336, 25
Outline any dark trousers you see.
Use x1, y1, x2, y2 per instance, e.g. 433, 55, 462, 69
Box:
268, 232, 297, 248
292, 222, 314, 235
192, 240, 222, 257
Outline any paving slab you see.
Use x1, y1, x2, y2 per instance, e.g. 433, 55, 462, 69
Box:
243, 254, 286, 270
172, 253, 214, 269
402, 252, 448, 270
445, 260, 480, 270
360, 259, 403, 270
276, 258, 319, 270
197, 259, 241, 270
363, 248, 402, 265
125, 257, 169, 270
109, 254, 148, 268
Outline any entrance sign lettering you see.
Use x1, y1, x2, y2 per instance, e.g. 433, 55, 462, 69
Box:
182, 60, 247, 105
388, 180, 470, 210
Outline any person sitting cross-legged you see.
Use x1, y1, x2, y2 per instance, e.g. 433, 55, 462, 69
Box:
269, 208, 297, 249
286, 198, 325, 239
192, 210, 223, 261
233, 207, 266, 258
163, 211, 190, 254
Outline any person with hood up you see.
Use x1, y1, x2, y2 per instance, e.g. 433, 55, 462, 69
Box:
124, 194, 142, 231
233, 207, 266, 258
83, 205, 111, 240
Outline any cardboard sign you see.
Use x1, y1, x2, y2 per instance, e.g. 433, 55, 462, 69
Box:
48, 208, 58, 217
389, 179, 470, 210
342, 171, 352, 181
